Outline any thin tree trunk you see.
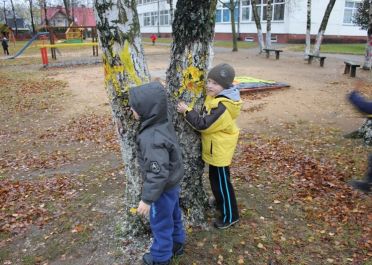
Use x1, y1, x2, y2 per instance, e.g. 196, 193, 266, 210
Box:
230, 0, 238, 51
94, 0, 151, 236
305, 0, 311, 59
169, 0, 173, 24
313, 0, 336, 56
363, 0, 372, 69
43, 0, 49, 26
266, 0, 272, 49
29, 0, 36, 34
166, 0, 218, 226
252, 0, 265, 52
63, 0, 73, 25
10, 0, 17, 36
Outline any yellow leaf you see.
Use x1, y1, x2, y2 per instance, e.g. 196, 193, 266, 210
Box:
129, 208, 137, 215
257, 243, 264, 249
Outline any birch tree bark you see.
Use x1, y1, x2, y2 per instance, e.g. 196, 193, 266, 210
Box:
265, 0, 272, 49
252, 0, 265, 52
312, 0, 336, 56
304, 0, 312, 59
166, 0, 217, 226
94, 0, 151, 236
362, 0, 372, 69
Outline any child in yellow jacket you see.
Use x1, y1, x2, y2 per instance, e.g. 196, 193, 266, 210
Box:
177, 63, 242, 229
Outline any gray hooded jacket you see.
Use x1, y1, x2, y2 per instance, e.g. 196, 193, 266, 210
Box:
129, 82, 184, 204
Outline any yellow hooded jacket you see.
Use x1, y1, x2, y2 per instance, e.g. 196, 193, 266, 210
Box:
185, 94, 242, 167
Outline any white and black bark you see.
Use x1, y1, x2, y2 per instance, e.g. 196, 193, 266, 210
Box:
363, 0, 372, 69
252, 0, 265, 52
312, 0, 336, 56
304, 0, 312, 59
166, 0, 217, 226
266, 0, 272, 49
94, 0, 151, 236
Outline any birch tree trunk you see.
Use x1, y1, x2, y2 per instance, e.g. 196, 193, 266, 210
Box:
166, 0, 217, 226
305, 0, 312, 59
94, 0, 152, 236
252, 0, 265, 52
29, 0, 36, 34
363, 0, 372, 69
312, 0, 336, 56
266, 0, 272, 49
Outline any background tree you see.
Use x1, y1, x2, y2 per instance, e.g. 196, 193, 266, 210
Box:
312, 0, 336, 55
62, 0, 73, 25
251, 0, 265, 52
218, 0, 238, 51
304, 0, 311, 58
353, 0, 371, 69
28, 0, 35, 34
94, 0, 151, 236
166, 0, 217, 227
10, 0, 18, 36
265, 0, 272, 49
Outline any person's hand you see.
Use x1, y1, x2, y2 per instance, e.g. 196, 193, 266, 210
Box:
137, 200, 150, 216
177, 101, 188, 114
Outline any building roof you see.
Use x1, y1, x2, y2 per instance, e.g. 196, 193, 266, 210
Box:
42, 6, 96, 27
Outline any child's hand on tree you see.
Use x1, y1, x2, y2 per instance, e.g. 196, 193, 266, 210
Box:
137, 200, 150, 216
177, 101, 188, 114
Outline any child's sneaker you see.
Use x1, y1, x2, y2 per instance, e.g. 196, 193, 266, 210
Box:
349, 180, 372, 193
142, 253, 170, 265
172, 242, 184, 257
214, 219, 239, 229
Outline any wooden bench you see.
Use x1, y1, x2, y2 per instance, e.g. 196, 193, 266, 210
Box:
344, 61, 361, 78
263, 48, 283, 60
307, 54, 327, 67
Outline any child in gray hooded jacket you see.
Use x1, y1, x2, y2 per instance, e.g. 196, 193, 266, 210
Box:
129, 81, 186, 265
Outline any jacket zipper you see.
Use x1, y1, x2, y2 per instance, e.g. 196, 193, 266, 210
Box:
210, 141, 213, 155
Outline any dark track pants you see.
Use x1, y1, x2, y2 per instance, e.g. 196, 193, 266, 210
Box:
209, 165, 239, 223
150, 186, 185, 263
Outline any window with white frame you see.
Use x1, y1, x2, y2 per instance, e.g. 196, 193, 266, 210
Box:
215, 1, 239, 23
250, 0, 284, 22
159, 10, 170, 25
343, 0, 362, 24
241, 0, 251, 22
273, 0, 285, 21
143, 12, 151, 26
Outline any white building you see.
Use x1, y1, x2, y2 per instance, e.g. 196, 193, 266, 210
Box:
137, 0, 367, 43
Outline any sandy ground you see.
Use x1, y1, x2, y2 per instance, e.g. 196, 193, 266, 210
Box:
51, 45, 371, 134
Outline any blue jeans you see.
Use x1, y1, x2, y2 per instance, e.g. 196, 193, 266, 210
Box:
150, 186, 185, 262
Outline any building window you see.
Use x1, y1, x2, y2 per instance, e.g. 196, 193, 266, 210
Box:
216, 1, 239, 23
241, 0, 251, 21
251, 0, 284, 22
144, 12, 151, 26
343, 0, 362, 24
273, 0, 285, 21
159, 10, 169, 25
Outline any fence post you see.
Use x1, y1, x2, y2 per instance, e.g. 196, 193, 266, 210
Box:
40, 47, 48, 67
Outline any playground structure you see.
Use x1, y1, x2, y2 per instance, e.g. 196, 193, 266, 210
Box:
7, 25, 99, 65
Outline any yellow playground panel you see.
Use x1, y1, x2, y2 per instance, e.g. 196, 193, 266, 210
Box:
65, 23, 84, 42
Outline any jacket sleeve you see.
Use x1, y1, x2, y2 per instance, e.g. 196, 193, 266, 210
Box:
348, 91, 372, 115
140, 142, 170, 204
185, 102, 230, 133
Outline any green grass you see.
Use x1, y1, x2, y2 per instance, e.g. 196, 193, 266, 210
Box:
143, 37, 257, 49
288, 43, 366, 55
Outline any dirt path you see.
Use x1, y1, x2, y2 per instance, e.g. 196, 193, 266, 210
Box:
53, 46, 369, 133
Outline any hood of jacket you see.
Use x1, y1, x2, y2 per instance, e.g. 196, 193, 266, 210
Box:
215, 85, 242, 120
129, 82, 168, 131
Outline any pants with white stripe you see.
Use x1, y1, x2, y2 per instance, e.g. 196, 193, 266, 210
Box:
209, 165, 239, 223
